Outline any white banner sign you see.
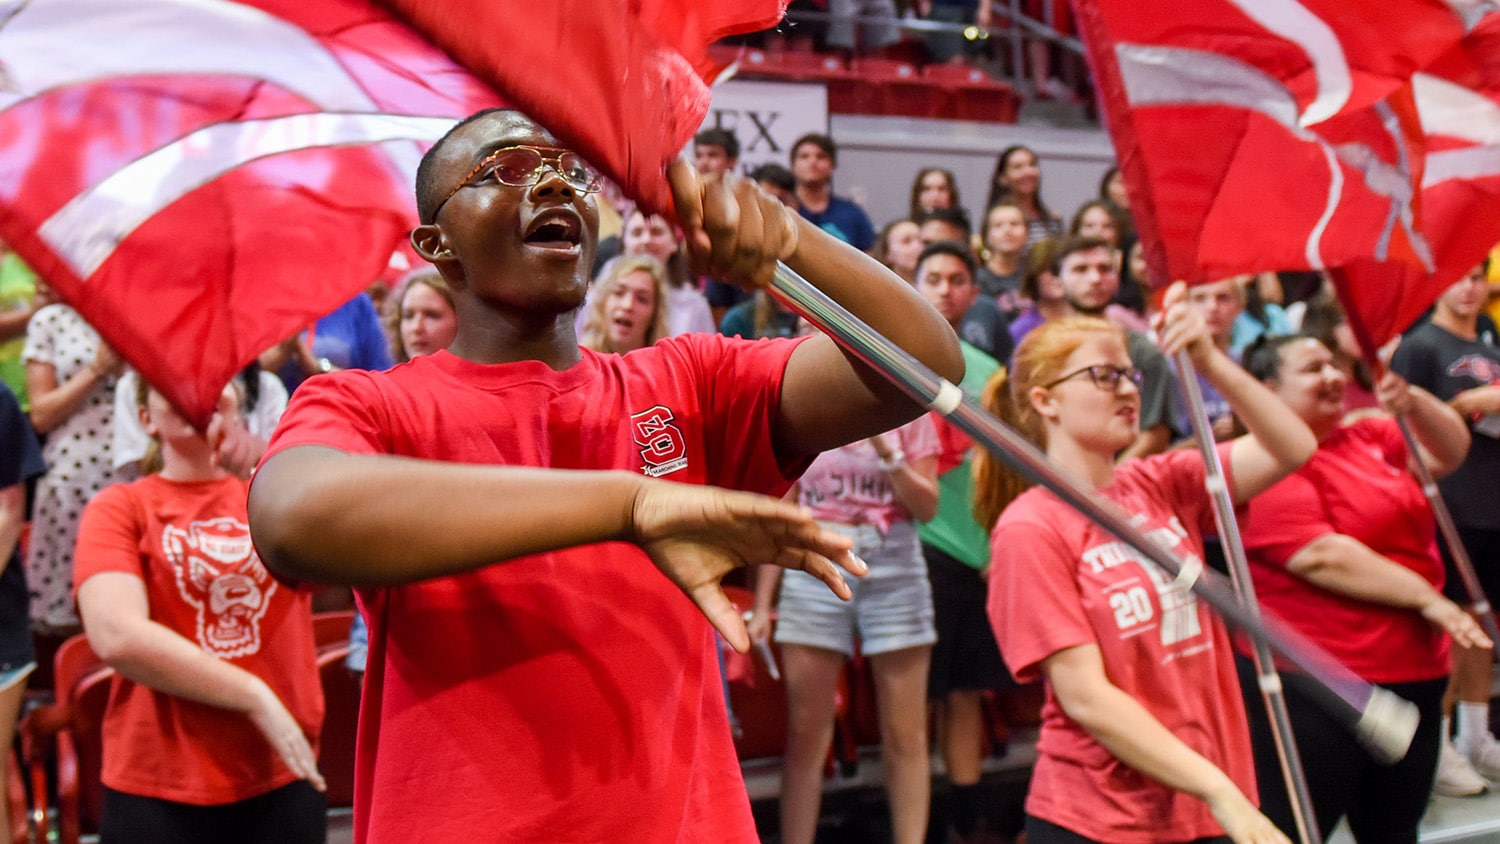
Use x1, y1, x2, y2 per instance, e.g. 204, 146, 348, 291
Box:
696, 80, 829, 176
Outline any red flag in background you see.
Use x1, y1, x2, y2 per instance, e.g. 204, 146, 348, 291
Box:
377, 0, 789, 216
0, 0, 503, 426
1333, 14, 1500, 353
1074, 0, 1463, 301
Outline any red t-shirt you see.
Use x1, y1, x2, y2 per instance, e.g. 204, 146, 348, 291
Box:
987, 445, 1255, 842
260, 335, 807, 844
72, 475, 322, 805
1240, 417, 1449, 684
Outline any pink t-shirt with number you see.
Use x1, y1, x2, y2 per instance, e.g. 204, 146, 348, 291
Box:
987, 444, 1255, 842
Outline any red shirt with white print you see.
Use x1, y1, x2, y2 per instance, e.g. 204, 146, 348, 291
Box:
987, 444, 1255, 842
73, 474, 321, 805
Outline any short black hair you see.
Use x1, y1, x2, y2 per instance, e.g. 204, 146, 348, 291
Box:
916, 207, 972, 238
1050, 235, 1114, 275
790, 133, 837, 166
749, 163, 796, 194
415, 107, 514, 224
694, 128, 740, 161
917, 240, 977, 278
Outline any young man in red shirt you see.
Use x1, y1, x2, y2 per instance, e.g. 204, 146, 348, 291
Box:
248, 108, 962, 843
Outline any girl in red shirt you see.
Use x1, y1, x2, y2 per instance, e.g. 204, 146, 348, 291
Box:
74, 381, 326, 843
1238, 334, 1488, 840
977, 283, 1314, 844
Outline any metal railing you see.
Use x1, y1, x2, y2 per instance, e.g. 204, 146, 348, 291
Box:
771, 2, 1088, 98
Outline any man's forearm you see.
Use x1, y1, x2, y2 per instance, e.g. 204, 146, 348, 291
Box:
783, 215, 964, 389
250, 446, 642, 586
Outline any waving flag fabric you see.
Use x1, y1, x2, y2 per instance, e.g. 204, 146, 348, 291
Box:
1330, 15, 1500, 352
377, 0, 789, 216
0, 0, 503, 425
1075, 0, 1464, 296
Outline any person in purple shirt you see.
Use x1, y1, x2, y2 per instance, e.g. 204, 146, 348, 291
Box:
1007, 238, 1068, 352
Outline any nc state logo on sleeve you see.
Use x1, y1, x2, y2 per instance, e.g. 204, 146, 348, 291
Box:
631, 405, 689, 478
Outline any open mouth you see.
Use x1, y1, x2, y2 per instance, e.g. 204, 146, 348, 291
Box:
524, 210, 583, 251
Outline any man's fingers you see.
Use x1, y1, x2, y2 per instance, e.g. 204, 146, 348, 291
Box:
700, 175, 740, 275
1160, 280, 1186, 310
730, 180, 768, 287
693, 583, 749, 652
667, 157, 711, 257
779, 548, 854, 601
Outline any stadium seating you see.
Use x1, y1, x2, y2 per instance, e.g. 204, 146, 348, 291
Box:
317, 644, 360, 809
313, 610, 357, 654
922, 62, 1022, 123
22, 634, 109, 844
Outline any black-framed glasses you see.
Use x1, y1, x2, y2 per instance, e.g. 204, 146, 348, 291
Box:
433, 145, 602, 219
1044, 364, 1143, 391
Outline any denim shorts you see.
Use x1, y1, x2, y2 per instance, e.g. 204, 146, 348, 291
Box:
0, 662, 35, 693
774, 520, 936, 657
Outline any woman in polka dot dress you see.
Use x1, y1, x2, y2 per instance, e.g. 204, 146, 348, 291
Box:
23, 303, 135, 632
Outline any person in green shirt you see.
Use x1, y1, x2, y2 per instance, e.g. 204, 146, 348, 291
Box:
0, 244, 38, 410
912, 242, 1014, 843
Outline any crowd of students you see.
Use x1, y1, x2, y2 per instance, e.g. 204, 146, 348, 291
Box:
2, 110, 1500, 844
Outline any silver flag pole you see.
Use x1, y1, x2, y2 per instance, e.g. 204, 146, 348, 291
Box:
1392, 417, 1500, 645
1174, 350, 1320, 844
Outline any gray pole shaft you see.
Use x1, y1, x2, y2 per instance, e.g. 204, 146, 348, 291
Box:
1173, 351, 1320, 844
1392, 416, 1500, 645
768, 260, 1418, 761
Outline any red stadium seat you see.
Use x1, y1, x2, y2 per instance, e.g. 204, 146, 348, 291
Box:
22, 635, 111, 844
317, 645, 360, 809
721, 586, 787, 761
721, 585, 851, 778
728, 48, 884, 116
6, 746, 27, 844
922, 62, 1021, 123
850, 58, 945, 118
313, 609, 356, 654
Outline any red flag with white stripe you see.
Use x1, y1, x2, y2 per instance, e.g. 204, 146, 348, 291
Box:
0, 0, 503, 425
1331, 14, 1500, 351
376, 0, 789, 216
1074, 0, 1463, 297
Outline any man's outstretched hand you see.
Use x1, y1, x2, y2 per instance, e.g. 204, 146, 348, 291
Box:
627, 479, 863, 651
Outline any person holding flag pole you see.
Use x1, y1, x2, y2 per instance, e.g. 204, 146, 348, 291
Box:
976, 283, 1314, 844
1238, 332, 1489, 842
1390, 264, 1500, 792
248, 107, 965, 843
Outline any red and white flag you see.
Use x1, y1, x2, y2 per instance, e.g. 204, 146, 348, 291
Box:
1333, 13, 1500, 351
0, 0, 503, 425
1075, 0, 1464, 293
1417, 13, 1500, 283
376, 0, 788, 216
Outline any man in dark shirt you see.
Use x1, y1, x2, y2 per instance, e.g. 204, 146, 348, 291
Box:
790, 133, 875, 251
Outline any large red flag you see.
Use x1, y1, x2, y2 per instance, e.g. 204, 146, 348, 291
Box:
1333, 14, 1500, 351
1074, 0, 1464, 304
1332, 14, 1500, 353
0, 0, 503, 426
376, 0, 789, 216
